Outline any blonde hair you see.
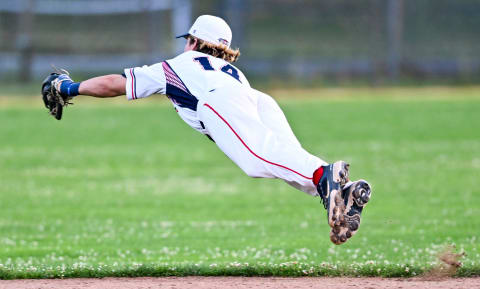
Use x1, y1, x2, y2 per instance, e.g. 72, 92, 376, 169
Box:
187, 35, 240, 63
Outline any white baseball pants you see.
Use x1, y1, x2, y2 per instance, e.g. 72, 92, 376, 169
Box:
197, 87, 327, 196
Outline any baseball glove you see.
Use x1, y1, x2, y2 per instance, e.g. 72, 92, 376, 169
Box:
41, 73, 74, 120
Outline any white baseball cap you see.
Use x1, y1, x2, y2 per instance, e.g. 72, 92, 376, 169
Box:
176, 15, 232, 48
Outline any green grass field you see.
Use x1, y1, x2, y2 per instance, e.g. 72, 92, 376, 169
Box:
0, 87, 479, 279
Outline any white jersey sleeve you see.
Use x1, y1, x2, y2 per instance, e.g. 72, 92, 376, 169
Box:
124, 63, 166, 100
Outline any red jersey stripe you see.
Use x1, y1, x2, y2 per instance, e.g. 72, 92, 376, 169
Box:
203, 103, 313, 180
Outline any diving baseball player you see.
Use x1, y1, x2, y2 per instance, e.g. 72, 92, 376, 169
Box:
41, 15, 372, 245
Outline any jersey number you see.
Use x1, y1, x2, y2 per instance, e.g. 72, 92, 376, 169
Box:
193, 56, 241, 83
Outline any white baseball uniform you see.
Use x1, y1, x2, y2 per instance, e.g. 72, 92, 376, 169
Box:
124, 50, 326, 196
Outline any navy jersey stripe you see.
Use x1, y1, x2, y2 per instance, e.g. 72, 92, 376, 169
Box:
131, 68, 137, 99
165, 84, 198, 111
163, 61, 199, 111
164, 61, 193, 95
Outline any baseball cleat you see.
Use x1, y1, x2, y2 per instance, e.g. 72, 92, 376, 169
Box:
330, 179, 372, 245
316, 161, 350, 229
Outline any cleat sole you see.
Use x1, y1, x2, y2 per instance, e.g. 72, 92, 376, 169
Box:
352, 180, 371, 207
327, 161, 350, 228
328, 191, 346, 228
330, 180, 372, 245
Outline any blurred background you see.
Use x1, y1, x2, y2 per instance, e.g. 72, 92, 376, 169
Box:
0, 0, 479, 279
1, 0, 480, 86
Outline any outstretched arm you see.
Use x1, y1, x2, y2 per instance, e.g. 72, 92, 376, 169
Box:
55, 64, 166, 101
55, 74, 126, 98
78, 74, 126, 98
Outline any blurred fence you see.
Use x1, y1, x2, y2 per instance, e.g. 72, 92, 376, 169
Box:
1, 0, 479, 83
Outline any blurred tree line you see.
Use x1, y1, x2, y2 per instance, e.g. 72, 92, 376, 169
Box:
1, 0, 479, 85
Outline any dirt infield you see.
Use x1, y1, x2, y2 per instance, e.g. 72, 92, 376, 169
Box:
1, 277, 479, 289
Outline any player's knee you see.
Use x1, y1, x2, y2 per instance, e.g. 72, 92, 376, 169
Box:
243, 168, 259, 178
240, 164, 272, 178
240, 165, 262, 178
245, 171, 261, 178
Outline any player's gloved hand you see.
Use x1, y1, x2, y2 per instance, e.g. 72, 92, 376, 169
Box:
41, 71, 79, 120
53, 73, 81, 98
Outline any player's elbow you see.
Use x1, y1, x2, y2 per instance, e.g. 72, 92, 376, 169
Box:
102, 75, 126, 97
93, 75, 126, 97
